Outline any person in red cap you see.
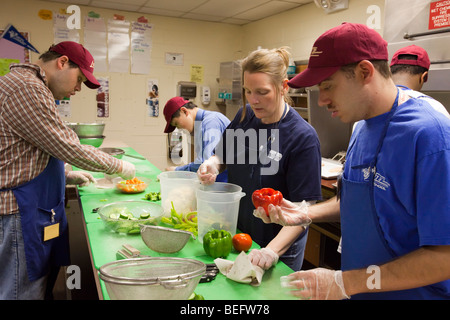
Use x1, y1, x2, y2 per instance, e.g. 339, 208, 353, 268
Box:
390, 44, 430, 92
254, 23, 450, 300
163, 96, 230, 181
0, 41, 135, 299
390, 45, 449, 117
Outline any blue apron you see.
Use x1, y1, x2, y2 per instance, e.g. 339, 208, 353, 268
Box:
340, 90, 446, 299
3, 157, 70, 282
227, 104, 307, 271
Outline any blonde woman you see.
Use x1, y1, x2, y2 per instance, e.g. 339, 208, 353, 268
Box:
198, 47, 322, 271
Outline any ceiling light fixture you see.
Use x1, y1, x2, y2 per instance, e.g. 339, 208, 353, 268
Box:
314, 0, 349, 14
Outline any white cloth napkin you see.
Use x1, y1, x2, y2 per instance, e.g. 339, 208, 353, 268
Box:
214, 251, 265, 286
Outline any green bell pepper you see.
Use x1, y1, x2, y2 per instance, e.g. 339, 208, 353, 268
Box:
203, 229, 232, 259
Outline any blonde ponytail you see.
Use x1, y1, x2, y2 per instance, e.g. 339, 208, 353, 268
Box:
240, 47, 293, 122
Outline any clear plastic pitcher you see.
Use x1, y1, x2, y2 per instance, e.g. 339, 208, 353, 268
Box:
196, 182, 245, 243
158, 171, 198, 217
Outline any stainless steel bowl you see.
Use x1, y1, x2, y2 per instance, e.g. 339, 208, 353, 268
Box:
99, 257, 206, 300
140, 225, 193, 253
99, 147, 125, 159
79, 135, 105, 148
67, 122, 105, 137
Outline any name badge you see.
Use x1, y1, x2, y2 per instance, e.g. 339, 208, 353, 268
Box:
43, 209, 60, 241
44, 223, 60, 241
268, 150, 282, 161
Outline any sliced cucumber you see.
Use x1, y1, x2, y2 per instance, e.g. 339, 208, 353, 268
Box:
109, 213, 119, 220
119, 212, 130, 220
140, 213, 150, 219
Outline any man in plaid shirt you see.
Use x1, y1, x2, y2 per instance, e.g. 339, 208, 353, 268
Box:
0, 41, 135, 299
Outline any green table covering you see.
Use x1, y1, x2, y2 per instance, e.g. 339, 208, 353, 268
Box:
73, 147, 296, 300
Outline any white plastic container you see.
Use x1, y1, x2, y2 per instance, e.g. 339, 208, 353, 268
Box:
196, 182, 245, 243
158, 171, 198, 217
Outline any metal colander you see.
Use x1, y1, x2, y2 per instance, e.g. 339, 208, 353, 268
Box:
99, 257, 205, 300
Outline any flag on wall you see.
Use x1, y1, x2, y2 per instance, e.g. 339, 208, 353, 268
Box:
0, 24, 39, 53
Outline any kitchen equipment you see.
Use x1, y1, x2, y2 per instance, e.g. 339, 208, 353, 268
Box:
99, 147, 125, 158
99, 147, 147, 160
200, 263, 220, 283
115, 177, 149, 194
321, 158, 344, 179
140, 225, 193, 253
196, 182, 245, 243
97, 201, 163, 234
158, 171, 198, 217
79, 135, 105, 148
116, 244, 146, 260
99, 257, 206, 300
67, 122, 105, 137
114, 244, 219, 282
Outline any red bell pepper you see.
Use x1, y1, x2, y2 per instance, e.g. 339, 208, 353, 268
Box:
252, 188, 283, 216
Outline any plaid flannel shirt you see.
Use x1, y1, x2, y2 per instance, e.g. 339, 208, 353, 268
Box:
0, 63, 121, 214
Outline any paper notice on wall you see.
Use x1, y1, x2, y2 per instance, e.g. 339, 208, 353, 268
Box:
84, 17, 107, 72
146, 78, 159, 117
107, 19, 130, 73
97, 77, 109, 118
191, 64, 204, 83
131, 22, 153, 74
53, 13, 80, 44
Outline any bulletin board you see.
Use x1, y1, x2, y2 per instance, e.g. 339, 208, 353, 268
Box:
0, 29, 31, 76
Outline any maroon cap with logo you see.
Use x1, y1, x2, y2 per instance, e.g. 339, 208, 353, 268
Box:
288, 23, 388, 88
50, 41, 100, 89
163, 96, 190, 133
390, 45, 430, 70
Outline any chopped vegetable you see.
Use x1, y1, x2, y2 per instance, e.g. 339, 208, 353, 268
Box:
103, 207, 157, 234
203, 229, 232, 259
188, 292, 205, 300
252, 188, 283, 216
116, 177, 148, 193
161, 202, 198, 237
142, 192, 161, 201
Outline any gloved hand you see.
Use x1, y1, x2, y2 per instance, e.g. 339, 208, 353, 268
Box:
118, 160, 136, 180
248, 247, 279, 270
253, 199, 312, 227
281, 268, 350, 300
197, 157, 220, 185
66, 171, 95, 187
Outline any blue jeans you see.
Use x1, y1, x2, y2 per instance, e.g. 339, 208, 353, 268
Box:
279, 228, 308, 271
0, 214, 47, 300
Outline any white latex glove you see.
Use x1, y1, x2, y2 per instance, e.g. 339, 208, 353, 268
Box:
281, 268, 350, 300
118, 160, 136, 180
253, 199, 312, 227
248, 247, 279, 270
66, 171, 95, 187
197, 157, 220, 185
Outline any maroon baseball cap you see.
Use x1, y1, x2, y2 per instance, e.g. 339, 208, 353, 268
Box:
390, 45, 430, 70
50, 41, 100, 89
163, 96, 190, 133
288, 23, 388, 88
